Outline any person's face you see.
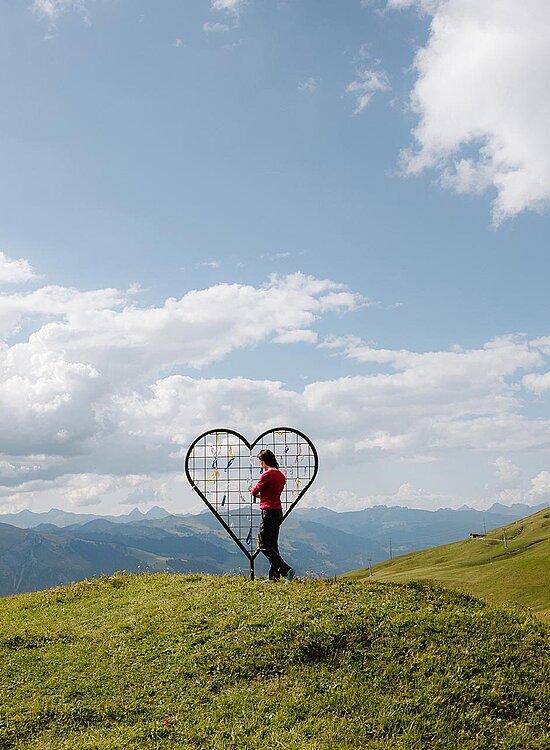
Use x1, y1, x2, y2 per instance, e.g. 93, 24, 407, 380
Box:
259, 459, 268, 471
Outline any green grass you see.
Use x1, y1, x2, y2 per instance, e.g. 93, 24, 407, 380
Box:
346, 506, 550, 622
0, 573, 549, 749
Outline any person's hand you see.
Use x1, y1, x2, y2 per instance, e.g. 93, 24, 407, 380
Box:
248, 482, 255, 492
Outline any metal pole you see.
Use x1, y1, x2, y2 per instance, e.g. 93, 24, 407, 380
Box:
250, 556, 255, 581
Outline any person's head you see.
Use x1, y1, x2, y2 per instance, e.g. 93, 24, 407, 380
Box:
257, 448, 279, 470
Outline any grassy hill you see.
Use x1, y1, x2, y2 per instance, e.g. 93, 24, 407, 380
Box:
345, 506, 550, 621
0, 574, 549, 749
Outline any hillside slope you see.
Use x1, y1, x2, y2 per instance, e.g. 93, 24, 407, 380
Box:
3, 503, 545, 598
0, 574, 548, 750
0, 523, 140, 597
346, 506, 550, 620
0, 513, 377, 596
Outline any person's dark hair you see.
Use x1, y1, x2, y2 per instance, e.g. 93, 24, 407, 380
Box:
257, 448, 279, 469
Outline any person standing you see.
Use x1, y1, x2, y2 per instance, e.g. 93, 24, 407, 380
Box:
250, 449, 295, 583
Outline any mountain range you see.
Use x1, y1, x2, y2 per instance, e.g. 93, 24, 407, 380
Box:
0, 501, 547, 597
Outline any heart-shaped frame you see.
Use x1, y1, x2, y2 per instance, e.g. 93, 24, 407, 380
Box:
185, 427, 318, 563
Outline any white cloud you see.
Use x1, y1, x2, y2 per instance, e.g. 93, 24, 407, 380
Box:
346, 68, 391, 113
528, 471, 550, 499
355, 432, 412, 452
0, 269, 363, 461
305, 486, 369, 512
492, 456, 521, 484
1, 256, 550, 514
203, 21, 233, 33
312, 334, 550, 454
390, 0, 550, 224
0, 284, 126, 336
387, 0, 440, 9
211, 0, 244, 16
32, 0, 87, 23
531, 337, 550, 355
272, 329, 318, 345
298, 77, 319, 94
523, 371, 550, 395
0, 272, 362, 374
121, 484, 170, 506
400, 454, 437, 464
62, 473, 146, 507
0, 252, 39, 284
306, 482, 449, 512
115, 330, 550, 471
318, 291, 367, 312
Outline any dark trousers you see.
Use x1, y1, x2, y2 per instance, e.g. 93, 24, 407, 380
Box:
258, 509, 291, 579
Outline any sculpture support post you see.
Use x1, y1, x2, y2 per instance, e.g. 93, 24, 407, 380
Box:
249, 556, 255, 581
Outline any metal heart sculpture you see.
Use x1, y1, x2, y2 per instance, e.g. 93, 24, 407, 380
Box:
185, 427, 318, 564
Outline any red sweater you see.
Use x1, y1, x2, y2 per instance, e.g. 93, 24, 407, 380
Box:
250, 469, 286, 510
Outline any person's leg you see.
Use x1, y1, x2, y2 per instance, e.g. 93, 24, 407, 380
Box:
272, 518, 295, 581
269, 519, 281, 580
258, 509, 291, 578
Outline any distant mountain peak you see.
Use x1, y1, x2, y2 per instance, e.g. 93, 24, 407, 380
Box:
144, 506, 171, 520
127, 508, 145, 519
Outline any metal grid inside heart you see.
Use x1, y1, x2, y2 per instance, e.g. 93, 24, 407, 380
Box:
185, 428, 317, 556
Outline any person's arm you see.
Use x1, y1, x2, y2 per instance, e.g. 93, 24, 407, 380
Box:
250, 471, 268, 498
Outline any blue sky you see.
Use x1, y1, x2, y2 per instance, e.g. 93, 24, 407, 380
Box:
1, 0, 549, 514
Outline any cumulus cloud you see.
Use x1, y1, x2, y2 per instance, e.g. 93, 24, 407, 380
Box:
0, 284, 126, 336
62, 473, 146, 507
355, 432, 412, 452
32, 0, 87, 23
389, 0, 550, 224
116, 331, 550, 468
346, 68, 391, 113
210, 0, 244, 16
307, 482, 449, 511
0, 272, 362, 372
492, 456, 521, 484
0, 270, 362, 462
0, 347, 102, 456
0, 472, 147, 509
387, 0, 440, 9
0, 252, 39, 284
1, 257, 549, 514
121, 483, 171, 506
528, 471, 550, 499
523, 371, 550, 395
531, 336, 550, 355
314, 334, 550, 454
272, 329, 318, 345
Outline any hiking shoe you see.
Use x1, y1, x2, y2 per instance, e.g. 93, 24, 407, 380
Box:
284, 568, 296, 584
